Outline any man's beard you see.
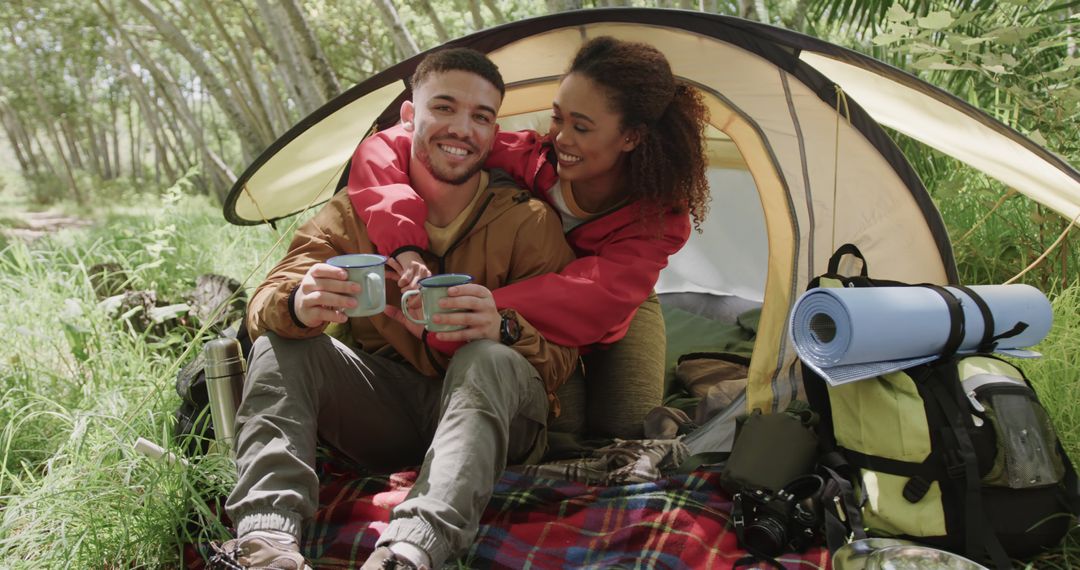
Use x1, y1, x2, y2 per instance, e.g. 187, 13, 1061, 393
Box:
427, 156, 485, 185
417, 136, 488, 185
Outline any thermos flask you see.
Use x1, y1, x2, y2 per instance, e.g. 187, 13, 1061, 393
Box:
203, 337, 246, 456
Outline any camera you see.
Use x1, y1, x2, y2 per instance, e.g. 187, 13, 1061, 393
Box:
732, 474, 825, 558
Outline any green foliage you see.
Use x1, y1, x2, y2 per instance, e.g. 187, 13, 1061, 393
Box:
1024, 282, 1080, 463
875, 1, 1080, 165
0, 194, 284, 566
869, 1, 1080, 287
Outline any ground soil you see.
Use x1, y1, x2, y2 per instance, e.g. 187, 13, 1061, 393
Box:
2, 210, 92, 241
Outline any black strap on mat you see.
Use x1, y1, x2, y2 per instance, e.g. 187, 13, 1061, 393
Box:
953, 285, 1031, 353
924, 366, 1013, 570
919, 285, 966, 360
953, 285, 996, 352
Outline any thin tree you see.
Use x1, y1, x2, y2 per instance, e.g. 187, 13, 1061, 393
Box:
280, 0, 340, 100
127, 0, 267, 161
373, 0, 419, 58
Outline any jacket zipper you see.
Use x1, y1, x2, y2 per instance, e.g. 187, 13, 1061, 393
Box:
437, 192, 495, 273
422, 191, 496, 375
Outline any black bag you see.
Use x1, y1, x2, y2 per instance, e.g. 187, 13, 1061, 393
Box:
721, 400, 865, 567
803, 244, 1080, 568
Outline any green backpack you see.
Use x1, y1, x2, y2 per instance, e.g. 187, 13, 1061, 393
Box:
802, 245, 1080, 569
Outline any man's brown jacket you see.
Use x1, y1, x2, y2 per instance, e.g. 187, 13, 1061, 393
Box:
247, 172, 578, 410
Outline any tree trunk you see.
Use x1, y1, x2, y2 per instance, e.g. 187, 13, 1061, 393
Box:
11, 35, 84, 204
59, 118, 86, 171
127, 0, 266, 161
254, 0, 324, 115
545, 0, 583, 13
1067, 5, 1077, 58
128, 93, 138, 180
373, 0, 420, 58
71, 61, 105, 177
82, 115, 106, 178
194, 0, 280, 141
0, 105, 34, 176
109, 91, 120, 179
238, 5, 299, 133
481, 0, 507, 24
118, 51, 177, 184
468, 0, 486, 29
45, 118, 84, 205
6, 105, 41, 175
120, 32, 236, 188
415, 0, 450, 43
753, 0, 769, 22
279, 0, 341, 100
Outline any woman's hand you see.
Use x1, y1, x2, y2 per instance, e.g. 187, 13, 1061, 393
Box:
386, 250, 431, 291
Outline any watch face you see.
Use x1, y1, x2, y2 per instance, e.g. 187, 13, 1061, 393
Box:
501, 315, 521, 344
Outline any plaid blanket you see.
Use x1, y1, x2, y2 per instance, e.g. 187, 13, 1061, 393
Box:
187, 453, 830, 569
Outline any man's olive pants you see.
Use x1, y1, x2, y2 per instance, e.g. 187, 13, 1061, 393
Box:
225, 333, 549, 567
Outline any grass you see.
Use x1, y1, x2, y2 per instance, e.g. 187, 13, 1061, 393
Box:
0, 190, 288, 567
0, 184, 1077, 567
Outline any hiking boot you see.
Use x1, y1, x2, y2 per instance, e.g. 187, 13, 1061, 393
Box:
359, 546, 420, 569
208, 535, 313, 570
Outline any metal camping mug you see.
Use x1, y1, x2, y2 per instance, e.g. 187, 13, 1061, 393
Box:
327, 254, 388, 317
203, 337, 246, 457
401, 274, 474, 332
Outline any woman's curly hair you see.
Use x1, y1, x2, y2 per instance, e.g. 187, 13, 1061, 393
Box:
568, 36, 711, 230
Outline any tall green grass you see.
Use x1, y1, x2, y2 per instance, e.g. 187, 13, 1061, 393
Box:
0, 191, 288, 567
1025, 284, 1080, 461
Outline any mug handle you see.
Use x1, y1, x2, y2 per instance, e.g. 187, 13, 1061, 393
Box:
363, 272, 383, 309
400, 290, 427, 325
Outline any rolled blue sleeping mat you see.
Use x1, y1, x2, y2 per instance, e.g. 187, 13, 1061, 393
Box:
789, 284, 1052, 385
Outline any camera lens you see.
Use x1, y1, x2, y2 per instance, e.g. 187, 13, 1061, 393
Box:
744, 517, 788, 556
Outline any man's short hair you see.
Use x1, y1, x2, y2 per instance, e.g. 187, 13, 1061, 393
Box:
410, 48, 505, 98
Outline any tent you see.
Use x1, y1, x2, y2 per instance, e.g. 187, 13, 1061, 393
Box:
223, 8, 1080, 416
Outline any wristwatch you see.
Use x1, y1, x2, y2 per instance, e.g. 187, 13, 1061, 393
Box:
499, 310, 522, 345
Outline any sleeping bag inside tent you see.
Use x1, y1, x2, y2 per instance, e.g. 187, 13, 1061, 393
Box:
224, 8, 1080, 423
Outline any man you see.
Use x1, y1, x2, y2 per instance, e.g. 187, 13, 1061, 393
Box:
215, 49, 577, 570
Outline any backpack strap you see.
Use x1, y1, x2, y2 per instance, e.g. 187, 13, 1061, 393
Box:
818, 464, 866, 552
922, 363, 1012, 570
1058, 439, 1080, 515
826, 243, 869, 277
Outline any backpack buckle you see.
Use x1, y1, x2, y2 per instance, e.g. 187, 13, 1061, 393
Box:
902, 476, 933, 503
944, 450, 967, 480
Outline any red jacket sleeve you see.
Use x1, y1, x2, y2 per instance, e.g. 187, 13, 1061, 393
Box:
493, 208, 692, 348
483, 129, 559, 193
346, 124, 429, 257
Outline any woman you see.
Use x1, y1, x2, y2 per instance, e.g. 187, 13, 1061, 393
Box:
348, 37, 711, 439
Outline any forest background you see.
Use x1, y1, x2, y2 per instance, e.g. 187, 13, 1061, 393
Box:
0, 0, 1079, 567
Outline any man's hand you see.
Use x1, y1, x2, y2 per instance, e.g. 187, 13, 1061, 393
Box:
382, 283, 501, 342
386, 250, 431, 291
430, 283, 501, 342
293, 263, 360, 327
